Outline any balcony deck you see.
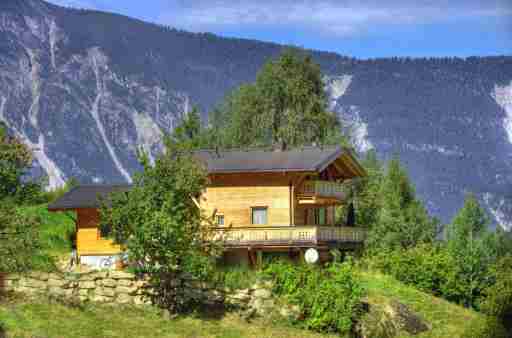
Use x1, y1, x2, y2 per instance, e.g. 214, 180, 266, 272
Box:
297, 180, 347, 204
212, 225, 366, 248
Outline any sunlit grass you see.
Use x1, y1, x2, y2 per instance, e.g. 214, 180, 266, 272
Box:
358, 270, 486, 338
0, 294, 337, 338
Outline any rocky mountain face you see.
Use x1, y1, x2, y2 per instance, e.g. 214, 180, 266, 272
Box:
1, 0, 511, 230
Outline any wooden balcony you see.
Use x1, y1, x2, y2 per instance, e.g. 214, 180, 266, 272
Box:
297, 180, 346, 204
211, 225, 366, 248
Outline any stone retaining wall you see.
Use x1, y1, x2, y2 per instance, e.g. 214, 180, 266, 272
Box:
1, 271, 297, 318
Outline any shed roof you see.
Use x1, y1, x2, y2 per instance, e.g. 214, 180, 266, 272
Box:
47, 185, 131, 211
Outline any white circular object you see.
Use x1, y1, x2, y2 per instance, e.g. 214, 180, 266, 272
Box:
304, 248, 319, 264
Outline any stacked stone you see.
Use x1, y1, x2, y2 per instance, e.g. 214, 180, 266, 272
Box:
2, 271, 300, 320
2, 270, 151, 305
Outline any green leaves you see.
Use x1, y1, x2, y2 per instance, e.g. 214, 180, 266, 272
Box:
365, 155, 437, 251
209, 49, 347, 149
263, 260, 365, 334
101, 142, 221, 313
0, 202, 53, 272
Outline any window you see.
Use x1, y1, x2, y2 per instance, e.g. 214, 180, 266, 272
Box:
251, 207, 268, 225
216, 214, 225, 226
314, 208, 326, 225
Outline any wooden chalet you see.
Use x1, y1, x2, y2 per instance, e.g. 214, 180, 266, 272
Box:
48, 146, 367, 268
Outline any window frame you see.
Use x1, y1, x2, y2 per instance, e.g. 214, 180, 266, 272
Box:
216, 213, 225, 226
251, 206, 269, 225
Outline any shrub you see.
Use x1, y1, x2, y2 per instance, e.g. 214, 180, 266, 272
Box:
461, 315, 508, 338
480, 256, 512, 334
263, 260, 365, 334
213, 264, 260, 290
367, 244, 492, 307
0, 202, 55, 273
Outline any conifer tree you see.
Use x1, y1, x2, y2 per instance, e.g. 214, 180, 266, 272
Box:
368, 156, 437, 250
348, 150, 383, 229
445, 193, 494, 307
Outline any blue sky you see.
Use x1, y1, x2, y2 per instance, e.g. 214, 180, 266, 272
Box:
46, 0, 512, 58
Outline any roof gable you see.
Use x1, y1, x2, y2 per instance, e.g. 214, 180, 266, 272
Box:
48, 147, 365, 211
193, 146, 357, 174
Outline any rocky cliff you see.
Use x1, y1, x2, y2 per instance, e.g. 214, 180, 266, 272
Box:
1, 0, 511, 229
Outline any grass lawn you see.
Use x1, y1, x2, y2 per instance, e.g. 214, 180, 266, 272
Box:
0, 294, 338, 338
358, 270, 486, 338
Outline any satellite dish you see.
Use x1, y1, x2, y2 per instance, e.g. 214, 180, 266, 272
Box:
304, 248, 319, 264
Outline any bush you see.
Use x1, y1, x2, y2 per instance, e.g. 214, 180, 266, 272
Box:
461, 315, 508, 338
263, 260, 365, 334
480, 256, 512, 334
367, 244, 491, 307
213, 265, 260, 290
0, 202, 55, 272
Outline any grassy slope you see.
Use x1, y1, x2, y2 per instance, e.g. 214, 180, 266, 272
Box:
358, 270, 485, 338
0, 271, 484, 338
3, 205, 483, 337
0, 295, 337, 338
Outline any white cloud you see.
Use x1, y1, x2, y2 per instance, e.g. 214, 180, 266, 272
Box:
161, 0, 512, 37
45, 0, 97, 10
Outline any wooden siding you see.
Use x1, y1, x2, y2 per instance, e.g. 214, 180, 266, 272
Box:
76, 208, 121, 256
202, 185, 291, 226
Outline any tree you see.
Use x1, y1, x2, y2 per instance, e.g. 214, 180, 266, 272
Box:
445, 193, 495, 307
367, 156, 437, 250
0, 201, 51, 273
0, 123, 35, 202
350, 150, 384, 228
213, 49, 348, 149
101, 126, 222, 313
0, 123, 52, 273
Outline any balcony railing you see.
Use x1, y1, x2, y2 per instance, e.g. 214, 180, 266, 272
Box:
300, 180, 346, 200
211, 226, 366, 247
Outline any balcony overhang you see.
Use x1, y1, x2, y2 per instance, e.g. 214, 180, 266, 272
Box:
297, 180, 347, 205
210, 225, 366, 249
296, 195, 345, 205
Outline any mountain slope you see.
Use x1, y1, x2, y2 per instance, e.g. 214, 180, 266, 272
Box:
0, 0, 511, 229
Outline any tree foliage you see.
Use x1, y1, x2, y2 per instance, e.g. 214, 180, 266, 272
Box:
346, 150, 383, 228
366, 156, 438, 250
0, 201, 52, 272
101, 126, 222, 313
263, 260, 365, 334
0, 123, 42, 204
444, 193, 497, 307
210, 49, 348, 149
0, 124, 53, 273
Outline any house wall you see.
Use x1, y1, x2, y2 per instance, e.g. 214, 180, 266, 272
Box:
202, 173, 302, 227
203, 173, 343, 227
76, 208, 121, 257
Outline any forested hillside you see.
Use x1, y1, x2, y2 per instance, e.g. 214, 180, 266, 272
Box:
0, 0, 511, 228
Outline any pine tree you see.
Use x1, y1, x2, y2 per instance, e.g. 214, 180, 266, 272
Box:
368, 156, 437, 250
446, 193, 494, 307
349, 150, 383, 229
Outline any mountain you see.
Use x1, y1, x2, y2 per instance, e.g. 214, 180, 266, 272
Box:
1, 0, 511, 230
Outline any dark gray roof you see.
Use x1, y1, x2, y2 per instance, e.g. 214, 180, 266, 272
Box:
48, 147, 364, 210
193, 146, 348, 174
48, 185, 132, 210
